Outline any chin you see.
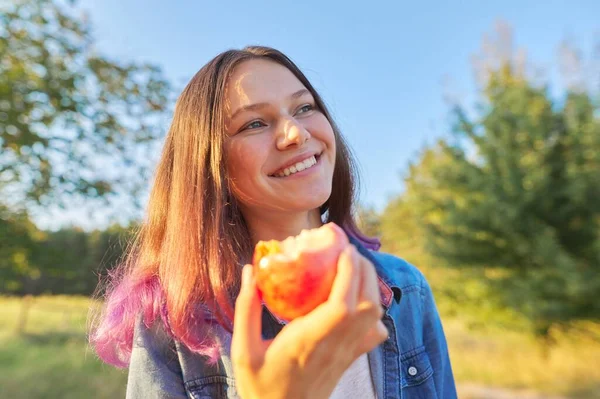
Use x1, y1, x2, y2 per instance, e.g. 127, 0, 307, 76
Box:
288, 192, 331, 212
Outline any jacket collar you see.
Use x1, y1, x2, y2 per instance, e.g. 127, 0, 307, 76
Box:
348, 235, 402, 309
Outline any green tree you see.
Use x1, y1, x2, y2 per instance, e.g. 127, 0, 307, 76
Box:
0, 0, 171, 297
32, 222, 134, 295
83, 222, 136, 294
0, 205, 44, 293
401, 26, 600, 343
0, 217, 135, 295
0, 0, 172, 215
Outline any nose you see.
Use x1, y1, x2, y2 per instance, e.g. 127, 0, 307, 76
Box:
276, 118, 311, 150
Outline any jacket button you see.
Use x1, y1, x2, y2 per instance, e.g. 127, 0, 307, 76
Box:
408, 366, 418, 376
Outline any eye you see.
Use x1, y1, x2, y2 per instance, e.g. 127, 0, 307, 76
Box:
242, 120, 266, 131
296, 104, 315, 115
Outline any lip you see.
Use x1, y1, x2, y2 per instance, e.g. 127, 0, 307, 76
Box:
269, 151, 322, 176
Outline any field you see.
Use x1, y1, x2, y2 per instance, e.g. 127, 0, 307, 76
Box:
1, 296, 599, 398
0, 296, 127, 399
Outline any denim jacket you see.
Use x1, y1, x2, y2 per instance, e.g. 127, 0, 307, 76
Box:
126, 237, 458, 398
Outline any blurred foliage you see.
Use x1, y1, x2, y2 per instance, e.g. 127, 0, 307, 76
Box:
356, 205, 382, 239
0, 0, 172, 213
0, 208, 135, 295
0, 0, 166, 296
383, 26, 600, 342
0, 204, 42, 293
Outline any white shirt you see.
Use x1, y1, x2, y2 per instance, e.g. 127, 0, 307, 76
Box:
329, 353, 377, 399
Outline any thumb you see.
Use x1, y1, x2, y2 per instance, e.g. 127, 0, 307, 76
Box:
232, 265, 265, 368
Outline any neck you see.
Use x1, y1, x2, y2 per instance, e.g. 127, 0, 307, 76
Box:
242, 208, 324, 246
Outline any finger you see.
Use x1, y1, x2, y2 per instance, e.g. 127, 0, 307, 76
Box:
356, 320, 389, 355
352, 256, 388, 355
353, 299, 385, 336
302, 246, 360, 343
351, 261, 386, 342
231, 264, 263, 368
327, 245, 360, 310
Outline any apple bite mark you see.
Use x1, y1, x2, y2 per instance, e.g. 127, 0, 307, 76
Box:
252, 240, 282, 266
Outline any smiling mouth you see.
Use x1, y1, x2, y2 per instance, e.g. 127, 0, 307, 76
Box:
270, 153, 321, 178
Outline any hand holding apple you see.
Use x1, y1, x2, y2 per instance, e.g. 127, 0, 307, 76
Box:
232, 241, 388, 399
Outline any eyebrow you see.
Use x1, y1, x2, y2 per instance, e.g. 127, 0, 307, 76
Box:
229, 89, 311, 121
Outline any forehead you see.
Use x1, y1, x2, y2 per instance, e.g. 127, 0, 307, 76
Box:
225, 59, 308, 109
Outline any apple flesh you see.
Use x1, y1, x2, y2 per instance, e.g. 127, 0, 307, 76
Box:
252, 222, 349, 321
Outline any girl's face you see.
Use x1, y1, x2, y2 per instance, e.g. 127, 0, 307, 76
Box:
223, 59, 336, 216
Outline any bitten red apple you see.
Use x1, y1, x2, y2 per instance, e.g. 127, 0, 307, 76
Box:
252, 222, 349, 321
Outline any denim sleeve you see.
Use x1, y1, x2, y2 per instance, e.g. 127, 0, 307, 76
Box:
126, 316, 188, 399
421, 276, 458, 398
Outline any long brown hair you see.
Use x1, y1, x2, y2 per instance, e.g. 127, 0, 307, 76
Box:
89, 46, 379, 367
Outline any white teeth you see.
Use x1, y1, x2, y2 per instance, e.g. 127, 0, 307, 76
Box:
273, 155, 318, 178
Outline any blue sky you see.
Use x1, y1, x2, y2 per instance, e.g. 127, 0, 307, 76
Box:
35, 0, 600, 230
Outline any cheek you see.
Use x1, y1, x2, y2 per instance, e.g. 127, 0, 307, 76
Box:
225, 138, 267, 181
225, 138, 274, 208
307, 114, 335, 148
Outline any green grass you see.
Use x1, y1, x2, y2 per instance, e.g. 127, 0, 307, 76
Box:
445, 318, 600, 398
1, 295, 599, 398
0, 296, 127, 399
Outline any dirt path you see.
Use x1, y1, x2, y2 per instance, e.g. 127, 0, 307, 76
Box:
457, 383, 568, 399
